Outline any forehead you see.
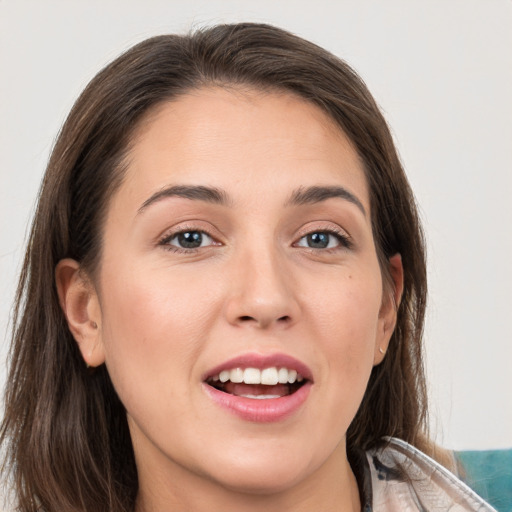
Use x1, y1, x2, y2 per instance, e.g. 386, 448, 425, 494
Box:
119, 87, 369, 211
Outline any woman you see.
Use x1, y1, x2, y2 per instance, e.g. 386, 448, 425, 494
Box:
0, 23, 494, 512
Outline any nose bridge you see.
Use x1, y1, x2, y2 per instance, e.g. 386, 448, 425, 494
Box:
225, 235, 299, 328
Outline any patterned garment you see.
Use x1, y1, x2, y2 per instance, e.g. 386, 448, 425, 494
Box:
351, 437, 497, 511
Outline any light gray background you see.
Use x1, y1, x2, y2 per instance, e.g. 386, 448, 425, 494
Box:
1, 0, 511, 450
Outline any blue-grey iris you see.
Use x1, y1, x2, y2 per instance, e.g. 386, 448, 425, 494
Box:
177, 231, 203, 248
307, 232, 330, 248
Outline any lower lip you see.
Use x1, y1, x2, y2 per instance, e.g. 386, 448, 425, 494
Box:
203, 382, 312, 423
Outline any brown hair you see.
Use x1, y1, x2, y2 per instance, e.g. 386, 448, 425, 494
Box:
1, 23, 428, 511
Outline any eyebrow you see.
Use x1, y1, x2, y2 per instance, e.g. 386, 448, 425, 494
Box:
287, 186, 366, 216
138, 185, 229, 214
137, 184, 366, 216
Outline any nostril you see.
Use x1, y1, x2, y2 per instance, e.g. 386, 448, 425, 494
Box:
235, 313, 294, 327
237, 314, 291, 325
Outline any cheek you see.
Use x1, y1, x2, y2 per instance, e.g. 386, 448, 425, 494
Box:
304, 271, 382, 396
96, 260, 220, 397
306, 269, 383, 344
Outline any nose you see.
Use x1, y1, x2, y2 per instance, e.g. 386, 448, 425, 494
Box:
224, 247, 300, 330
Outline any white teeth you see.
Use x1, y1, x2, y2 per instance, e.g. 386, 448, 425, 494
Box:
278, 367, 289, 384
241, 394, 282, 399
230, 368, 244, 383
210, 367, 305, 385
219, 370, 230, 383
243, 368, 261, 384
261, 367, 279, 385
287, 369, 297, 384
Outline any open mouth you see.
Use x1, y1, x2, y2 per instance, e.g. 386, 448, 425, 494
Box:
205, 367, 307, 399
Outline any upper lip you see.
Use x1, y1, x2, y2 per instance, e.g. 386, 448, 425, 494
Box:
203, 352, 313, 382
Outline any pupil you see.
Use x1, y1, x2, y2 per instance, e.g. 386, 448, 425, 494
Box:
178, 231, 202, 248
307, 232, 329, 248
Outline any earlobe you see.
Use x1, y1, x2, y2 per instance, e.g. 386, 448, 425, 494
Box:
374, 253, 404, 365
55, 258, 105, 367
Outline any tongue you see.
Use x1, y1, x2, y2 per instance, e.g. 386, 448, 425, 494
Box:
223, 382, 289, 398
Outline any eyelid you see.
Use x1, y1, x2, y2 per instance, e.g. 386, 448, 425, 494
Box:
164, 231, 215, 248
293, 222, 354, 250
157, 222, 222, 251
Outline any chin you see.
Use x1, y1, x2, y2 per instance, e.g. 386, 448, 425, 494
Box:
219, 470, 305, 495
204, 452, 315, 495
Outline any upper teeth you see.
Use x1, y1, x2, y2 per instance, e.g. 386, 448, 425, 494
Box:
212, 367, 304, 385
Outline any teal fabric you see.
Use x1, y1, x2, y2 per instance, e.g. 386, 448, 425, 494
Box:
455, 449, 512, 512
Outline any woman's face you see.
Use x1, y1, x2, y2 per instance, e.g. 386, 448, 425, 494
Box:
84, 88, 399, 495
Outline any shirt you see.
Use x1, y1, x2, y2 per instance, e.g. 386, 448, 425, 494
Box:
351, 437, 497, 511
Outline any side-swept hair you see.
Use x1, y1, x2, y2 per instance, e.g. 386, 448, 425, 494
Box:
1, 23, 428, 511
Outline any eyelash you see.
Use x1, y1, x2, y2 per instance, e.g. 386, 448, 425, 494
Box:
158, 226, 353, 253
158, 227, 218, 254
295, 228, 353, 251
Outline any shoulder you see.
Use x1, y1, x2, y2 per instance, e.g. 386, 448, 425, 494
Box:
366, 437, 497, 511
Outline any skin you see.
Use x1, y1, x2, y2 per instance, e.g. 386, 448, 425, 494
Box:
57, 88, 403, 512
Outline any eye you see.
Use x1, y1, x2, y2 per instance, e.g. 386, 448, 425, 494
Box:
161, 230, 216, 250
295, 230, 350, 249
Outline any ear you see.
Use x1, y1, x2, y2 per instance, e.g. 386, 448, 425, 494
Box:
55, 258, 105, 367
374, 253, 404, 365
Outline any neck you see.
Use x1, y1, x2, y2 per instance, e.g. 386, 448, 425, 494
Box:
134, 441, 361, 512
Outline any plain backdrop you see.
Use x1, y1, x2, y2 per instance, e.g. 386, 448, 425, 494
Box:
1, 0, 511, 451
